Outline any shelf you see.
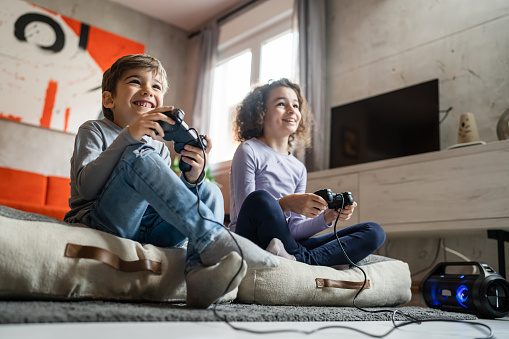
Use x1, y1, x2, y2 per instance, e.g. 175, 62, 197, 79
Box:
307, 140, 509, 236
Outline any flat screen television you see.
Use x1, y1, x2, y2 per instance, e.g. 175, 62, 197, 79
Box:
329, 79, 440, 168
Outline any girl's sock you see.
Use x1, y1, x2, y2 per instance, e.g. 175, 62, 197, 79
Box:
266, 238, 296, 261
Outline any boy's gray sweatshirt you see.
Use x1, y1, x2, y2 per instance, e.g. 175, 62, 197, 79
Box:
64, 118, 173, 223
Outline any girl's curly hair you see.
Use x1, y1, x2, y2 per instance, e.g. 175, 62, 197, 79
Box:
233, 78, 313, 149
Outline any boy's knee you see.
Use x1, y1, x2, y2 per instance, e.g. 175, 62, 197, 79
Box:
196, 181, 224, 220
200, 181, 223, 202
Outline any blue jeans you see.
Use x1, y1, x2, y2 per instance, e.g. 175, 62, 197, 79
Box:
235, 190, 386, 266
81, 144, 225, 272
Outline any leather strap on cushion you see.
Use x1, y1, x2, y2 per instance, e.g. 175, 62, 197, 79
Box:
65, 243, 162, 274
316, 278, 370, 289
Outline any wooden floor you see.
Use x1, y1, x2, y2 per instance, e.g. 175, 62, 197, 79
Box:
1, 317, 508, 339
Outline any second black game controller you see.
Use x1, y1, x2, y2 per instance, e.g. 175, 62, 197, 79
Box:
157, 108, 208, 173
314, 189, 354, 211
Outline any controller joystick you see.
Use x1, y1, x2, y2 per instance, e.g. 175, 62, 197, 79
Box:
314, 189, 354, 211
157, 108, 208, 173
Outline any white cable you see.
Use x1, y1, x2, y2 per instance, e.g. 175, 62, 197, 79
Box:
443, 246, 471, 262
442, 243, 478, 274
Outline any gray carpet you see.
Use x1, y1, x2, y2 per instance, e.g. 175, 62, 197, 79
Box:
0, 300, 476, 323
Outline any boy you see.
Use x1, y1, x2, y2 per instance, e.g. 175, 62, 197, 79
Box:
65, 54, 278, 308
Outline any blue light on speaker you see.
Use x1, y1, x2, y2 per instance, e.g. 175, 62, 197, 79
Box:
457, 285, 469, 308
429, 282, 441, 305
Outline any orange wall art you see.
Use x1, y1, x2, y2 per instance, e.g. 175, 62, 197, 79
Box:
0, 1, 145, 133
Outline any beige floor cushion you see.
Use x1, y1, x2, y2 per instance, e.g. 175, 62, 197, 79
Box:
1, 205, 411, 307
237, 254, 412, 307
0, 206, 187, 302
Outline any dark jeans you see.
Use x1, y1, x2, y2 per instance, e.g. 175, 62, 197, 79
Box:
235, 190, 386, 266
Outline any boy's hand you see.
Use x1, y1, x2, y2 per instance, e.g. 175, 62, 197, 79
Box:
278, 193, 327, 218
128, 106, 175, 141
181, 135, 212, 184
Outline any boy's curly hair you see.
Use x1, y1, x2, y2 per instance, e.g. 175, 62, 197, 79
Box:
233, 78, 313, 149
101, 54, 168, 121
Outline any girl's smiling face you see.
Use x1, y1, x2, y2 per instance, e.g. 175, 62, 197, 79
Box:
262, 86, 302, 142
104, 68, 164, 127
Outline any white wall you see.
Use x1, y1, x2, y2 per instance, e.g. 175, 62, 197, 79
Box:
325, 0, 509, 159
0, 0, 192, 177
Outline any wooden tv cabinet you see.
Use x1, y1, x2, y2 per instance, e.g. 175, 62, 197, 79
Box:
307, 139, 509, 237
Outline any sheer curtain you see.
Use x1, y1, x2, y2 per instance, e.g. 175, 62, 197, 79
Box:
191, 21, 219, 135
294, 0, 326, 172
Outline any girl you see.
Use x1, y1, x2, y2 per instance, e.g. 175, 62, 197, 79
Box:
229, 78, 385, 267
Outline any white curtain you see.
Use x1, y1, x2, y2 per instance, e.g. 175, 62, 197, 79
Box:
294, 0, 326, 172
191, 21, 219, 135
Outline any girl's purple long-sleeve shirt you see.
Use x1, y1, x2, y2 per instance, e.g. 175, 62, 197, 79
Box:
229, 138, 331, 241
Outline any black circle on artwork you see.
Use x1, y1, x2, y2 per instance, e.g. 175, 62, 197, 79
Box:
14, 13, 65, 52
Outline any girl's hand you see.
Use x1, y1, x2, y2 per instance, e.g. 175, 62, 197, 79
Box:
278, 193, 328, 218
324, 201, 358, 224
127, 106, 174, 141
181, 135, 212, 184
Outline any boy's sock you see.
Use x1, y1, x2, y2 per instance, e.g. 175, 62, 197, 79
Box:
200, 229, 280, 269
266, 238, 296, 261
186, 251, 247, 309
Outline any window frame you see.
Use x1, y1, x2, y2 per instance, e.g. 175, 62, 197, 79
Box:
218, 19, 292, 86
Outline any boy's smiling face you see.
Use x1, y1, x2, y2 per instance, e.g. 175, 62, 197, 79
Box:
103, 68, 164, 128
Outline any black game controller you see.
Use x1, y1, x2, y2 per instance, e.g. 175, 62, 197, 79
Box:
314, 189, 354, 211
157, 108, 208, 173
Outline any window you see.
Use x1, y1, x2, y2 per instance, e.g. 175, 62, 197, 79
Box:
260, 32, 295, 85
209, 51, 252, 163
208, 0, 295, 165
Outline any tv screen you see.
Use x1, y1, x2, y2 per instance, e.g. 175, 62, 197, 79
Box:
329, 79, 440, 168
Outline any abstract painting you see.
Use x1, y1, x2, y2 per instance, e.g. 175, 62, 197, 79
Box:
0, 1, 145, 133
